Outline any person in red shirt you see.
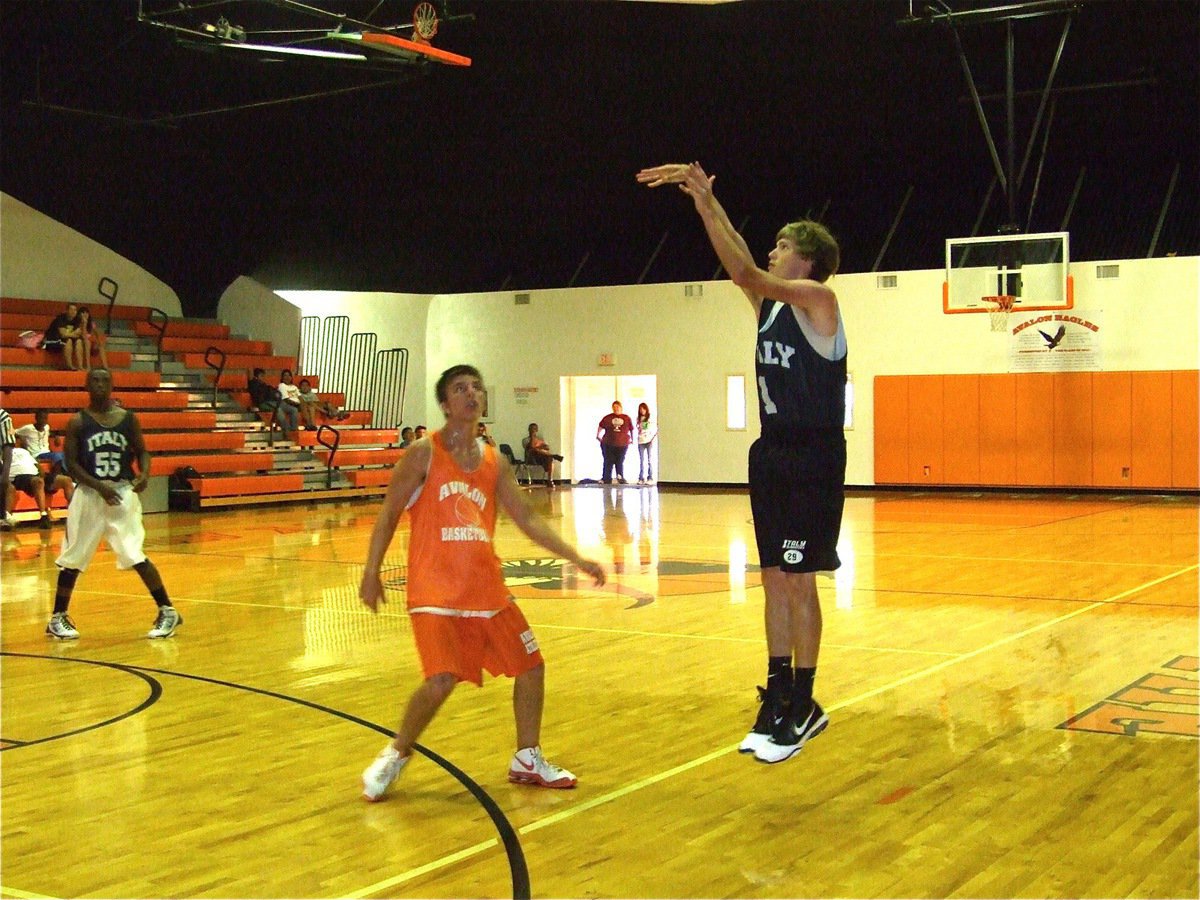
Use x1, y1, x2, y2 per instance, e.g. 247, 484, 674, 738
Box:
596, 401, 634, 484
358, 364, 606, 801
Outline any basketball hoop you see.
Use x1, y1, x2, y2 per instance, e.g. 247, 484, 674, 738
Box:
412, 1, 438, 43
983, 295, 1016, 333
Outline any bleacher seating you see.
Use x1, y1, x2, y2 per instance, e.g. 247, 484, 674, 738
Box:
1, 295, 401, 516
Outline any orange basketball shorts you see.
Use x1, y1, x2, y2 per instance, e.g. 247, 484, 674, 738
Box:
409, 600, 543, 686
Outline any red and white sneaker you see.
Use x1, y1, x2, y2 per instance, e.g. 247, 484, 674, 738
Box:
508, 746, 577, 789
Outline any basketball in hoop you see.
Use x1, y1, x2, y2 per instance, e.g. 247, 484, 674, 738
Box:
984, 294, 1016, 333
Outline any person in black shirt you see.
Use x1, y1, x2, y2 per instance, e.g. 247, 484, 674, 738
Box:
46, 368, 182, 640
639, 161, 846, 765
247, 367, 277, 411
42, 302, 81, 370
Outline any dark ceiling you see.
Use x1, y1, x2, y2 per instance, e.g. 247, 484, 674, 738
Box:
2, 1, 1196, 316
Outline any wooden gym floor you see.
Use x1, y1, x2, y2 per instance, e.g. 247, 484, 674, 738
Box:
1, 486, 1196, 899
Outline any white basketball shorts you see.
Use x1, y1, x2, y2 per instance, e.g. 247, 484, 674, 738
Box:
56, 482, 147, 572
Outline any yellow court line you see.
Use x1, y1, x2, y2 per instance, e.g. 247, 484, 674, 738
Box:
520, 744, 735, 836
10, 566, 1194, 900
4, 588, 960, 659
533, 622, 959, 658
343, 839, 498, 899
502, 561, 1200, 840
0, 887, 59, 900
865, 549, 1197, 569
345, 561, 1200, 899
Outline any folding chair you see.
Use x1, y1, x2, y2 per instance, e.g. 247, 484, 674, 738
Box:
498, 443, 535, 485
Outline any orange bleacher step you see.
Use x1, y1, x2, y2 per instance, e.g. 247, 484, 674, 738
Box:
1, 297, 161, 321
2, 326, 53, 343
12, 493, 69, 513
219, 374, 319, 391
256, 410, 373, 429
2, 314, 63, 332
1, 370, 161, 390
228, 386, 335, 409
133, 321, 230, 340
154, 453, 276, 475
195, 473, 306, 497
161, 336, 274, 356
315, 448, 404, 467
0, 348, 134, 369
2, 390, 188, 411
296, 428, 397, 447
344, 467, 395, 487
142, 432, 246, 452
11, 411, 219, 432
179, 352, 296, 371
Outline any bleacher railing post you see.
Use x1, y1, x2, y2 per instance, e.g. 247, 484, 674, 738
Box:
98, 277, 119, 335
147, 307, 169, 373
202, 346, 227, 409
316, 424, 340, 490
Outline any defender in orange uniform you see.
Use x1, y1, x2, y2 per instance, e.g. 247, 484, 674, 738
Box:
359, 364, 606, 801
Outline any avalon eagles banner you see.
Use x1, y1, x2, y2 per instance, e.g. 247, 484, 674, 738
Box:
1008, 310, 1103, 372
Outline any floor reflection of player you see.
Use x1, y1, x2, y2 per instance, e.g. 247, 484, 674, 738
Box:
601, 487, 633, 574
638, 488, 654, 572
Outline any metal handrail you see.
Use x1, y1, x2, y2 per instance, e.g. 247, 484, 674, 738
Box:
299, 316, 407, 431
99, 277, 118, 335
266, 401, 282, 449
203, 346, 227, 409
146, 307, 170, 372
315, 424, 340, 489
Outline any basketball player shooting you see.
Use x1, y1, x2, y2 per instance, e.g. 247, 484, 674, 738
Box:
637, 162, 848, 764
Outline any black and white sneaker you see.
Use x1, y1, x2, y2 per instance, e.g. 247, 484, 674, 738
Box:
46, 612, 80, 640
147, 606, 182, 639
754, 701, 828, 764
738, 685, 786, 755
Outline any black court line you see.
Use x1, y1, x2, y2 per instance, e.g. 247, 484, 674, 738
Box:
0, 653, 162, 749
0, 651, 530, 900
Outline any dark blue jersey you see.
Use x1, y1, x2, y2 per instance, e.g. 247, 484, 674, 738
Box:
77, 410, 137, 482
755, 300, 847, 436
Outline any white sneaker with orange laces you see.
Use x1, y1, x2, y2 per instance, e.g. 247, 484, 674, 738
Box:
507, 746, 577, 789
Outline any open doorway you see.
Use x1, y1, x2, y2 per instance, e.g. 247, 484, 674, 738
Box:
560, 375, 657, 483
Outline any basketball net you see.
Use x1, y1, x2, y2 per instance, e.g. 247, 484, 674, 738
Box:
984, 295, 1016, 333
412, 1, 438, 44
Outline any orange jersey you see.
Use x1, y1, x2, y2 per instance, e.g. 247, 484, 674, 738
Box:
405, 432, 511, 611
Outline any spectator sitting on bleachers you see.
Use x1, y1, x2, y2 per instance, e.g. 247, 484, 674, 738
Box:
5, 437, 56, 529
276, 369, 303, 433
41, 302, 82, 370
248, 367, 298, 433
74, 307, 108, 372
297, 378, 349, 429
398, 426, 415, 448
15, 410, 65, 472
247, 368, 274, 411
